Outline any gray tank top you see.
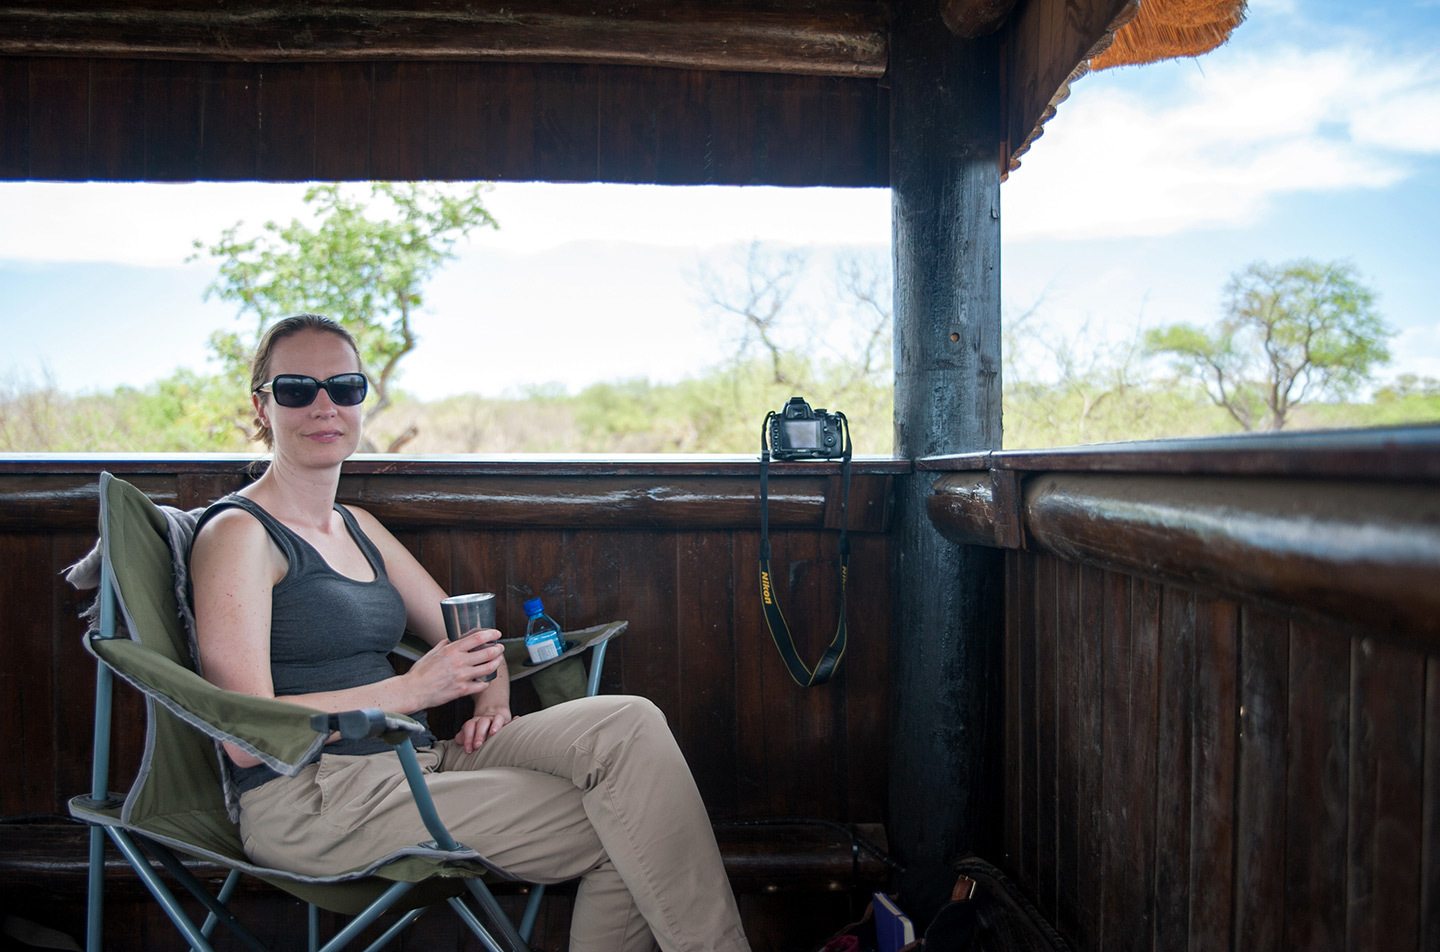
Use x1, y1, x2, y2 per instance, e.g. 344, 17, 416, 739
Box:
192, 494, 433, 793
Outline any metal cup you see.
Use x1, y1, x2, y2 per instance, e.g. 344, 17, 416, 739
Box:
440, 592, 498, 681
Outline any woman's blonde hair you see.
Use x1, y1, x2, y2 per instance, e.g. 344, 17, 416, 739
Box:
249, 314, 363, 448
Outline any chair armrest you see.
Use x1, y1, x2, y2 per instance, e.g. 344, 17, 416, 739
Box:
87, 636, 384, 776
503, 620, 628, 682
309, 708, 428, 745
394, 621, 628, 679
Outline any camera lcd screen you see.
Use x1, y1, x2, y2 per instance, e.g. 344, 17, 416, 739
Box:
784, 420, 820, 447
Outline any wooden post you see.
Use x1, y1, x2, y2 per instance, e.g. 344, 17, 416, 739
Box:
889, 1, 1004, 922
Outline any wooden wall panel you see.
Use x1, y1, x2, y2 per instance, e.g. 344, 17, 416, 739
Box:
841, 533, 890, 820
1151, 586, 1194, 951
1032, 553, 1058, 919
675, 531, 740, 817
142, 60, 204, 180
1003, 550, 1440, 952
2, 535, 55, 813
1234, 607, 1289, 952
1347, 637, 1426, 951
26, 58, 88, 180
0, 58, 27, 175
1425, 656, 1440, 950
0, 57, 888, 186
1015, 549, 1038, 890
312, 63, 373, 180
1284, 620, 1350, 951
88, 60, 146, 178
199, 63, 261, 179
1189, 597, 1239, 951
1058, 561, 1103, 949
256, 63, 316, 179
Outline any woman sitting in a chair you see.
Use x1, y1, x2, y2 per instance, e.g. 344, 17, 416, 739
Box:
188, 314, 750, 952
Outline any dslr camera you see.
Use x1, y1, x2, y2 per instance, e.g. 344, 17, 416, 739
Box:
768, 396, 847, 460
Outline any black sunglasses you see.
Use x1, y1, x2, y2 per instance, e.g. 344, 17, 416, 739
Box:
253, 373, 369, 408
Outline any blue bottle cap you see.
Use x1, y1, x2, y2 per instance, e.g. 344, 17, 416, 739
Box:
523, 596, 544, 616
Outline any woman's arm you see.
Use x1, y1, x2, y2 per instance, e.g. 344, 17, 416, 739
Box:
348, 507, 513, 751
191, 508, 505, 767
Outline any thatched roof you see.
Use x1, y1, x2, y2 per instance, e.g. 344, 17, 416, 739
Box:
1092, 0, 1247, 70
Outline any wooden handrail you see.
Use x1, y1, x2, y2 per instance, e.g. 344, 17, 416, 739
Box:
0, 457, 903, 532
928, 468, 1440, 648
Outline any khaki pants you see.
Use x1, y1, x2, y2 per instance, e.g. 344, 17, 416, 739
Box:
239, 695, 748, 952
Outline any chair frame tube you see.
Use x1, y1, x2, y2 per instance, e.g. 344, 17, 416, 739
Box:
394, 740, 532, 952
201, 870, 244, 941
85, 562, 119, 952
106, 827, 221, 952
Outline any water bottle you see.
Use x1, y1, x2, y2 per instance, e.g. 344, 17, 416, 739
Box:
523, 596, 566, 664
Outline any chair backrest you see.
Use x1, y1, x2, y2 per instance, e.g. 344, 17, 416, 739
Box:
97, 473, 242, 852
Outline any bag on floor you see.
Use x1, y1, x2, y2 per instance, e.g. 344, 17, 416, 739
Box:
818, 855, 1072, 952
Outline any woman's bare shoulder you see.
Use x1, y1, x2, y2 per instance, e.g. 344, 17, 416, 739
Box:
194, 503, 265, 543
191, 503, 278, 574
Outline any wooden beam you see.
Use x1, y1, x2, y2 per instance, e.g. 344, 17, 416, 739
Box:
0, 1, 888, 77
926, 470, 1021, 548
940, 0, 1020, 39
888, 1, 1005, 924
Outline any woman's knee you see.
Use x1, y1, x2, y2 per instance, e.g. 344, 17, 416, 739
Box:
576, 693, 666, 726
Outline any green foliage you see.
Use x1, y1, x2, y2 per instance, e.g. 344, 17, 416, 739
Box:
191, 182, 498, 447
1002, 380, 1239, 448
1374, 374, 1440, 401
361, 360, 894, 455
1145, 259, 1392, 430
0, 369, 251, 452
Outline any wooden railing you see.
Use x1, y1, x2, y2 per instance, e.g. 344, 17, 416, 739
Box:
0, 454, 902, 950
923, 426, 1440, 952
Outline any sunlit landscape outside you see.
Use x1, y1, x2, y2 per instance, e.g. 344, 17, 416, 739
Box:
1, 0, 1436, 455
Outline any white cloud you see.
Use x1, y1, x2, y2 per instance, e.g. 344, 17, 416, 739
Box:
0, 180, 890, 269
1005, 44, 1439, 241
1389, 322, 1440, 380
473, 183, 890, 254
0, 181, 316, 267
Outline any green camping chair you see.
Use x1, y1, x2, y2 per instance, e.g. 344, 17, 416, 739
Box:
69, 472, 627, 952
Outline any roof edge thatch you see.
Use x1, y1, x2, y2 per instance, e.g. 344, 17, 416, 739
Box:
1005, 0, 1246, 176
1091, 0, 1246, 70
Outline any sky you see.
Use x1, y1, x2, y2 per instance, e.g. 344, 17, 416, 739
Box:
1, 0, 1437, 403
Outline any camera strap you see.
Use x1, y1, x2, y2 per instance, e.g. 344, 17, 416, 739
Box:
758, 411, 851, 687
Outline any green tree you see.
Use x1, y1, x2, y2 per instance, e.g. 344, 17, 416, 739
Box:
193, 182, 498, 449
692, 241, 894, 452
1145, 259, 1391, 430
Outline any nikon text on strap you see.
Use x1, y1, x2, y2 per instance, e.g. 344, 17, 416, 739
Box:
758, 411, 851, 687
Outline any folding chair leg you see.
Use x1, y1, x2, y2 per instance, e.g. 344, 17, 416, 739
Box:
200, 869, 243, 941
316, 880, 415, 952
448, 896, 507, 952
131, 838, 266, 952
461, 879, 532, 952
105, 829, 219, 952
359, 907, 427, 952
85, 826, 106, 952
309, 903, 320, 952
519, 885, 546, 942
